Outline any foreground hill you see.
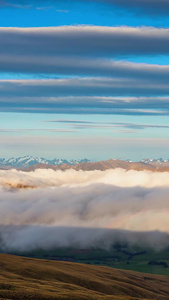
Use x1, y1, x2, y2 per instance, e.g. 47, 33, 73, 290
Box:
24, 159, 169, 172
0, 254, 169, 300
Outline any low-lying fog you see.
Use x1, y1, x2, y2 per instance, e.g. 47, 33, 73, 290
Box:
0, 168, 169, 252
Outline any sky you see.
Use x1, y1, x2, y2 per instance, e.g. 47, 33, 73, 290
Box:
0, 0, 169, 161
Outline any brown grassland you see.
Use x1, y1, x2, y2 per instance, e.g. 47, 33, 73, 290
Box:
0, 254, 169, 299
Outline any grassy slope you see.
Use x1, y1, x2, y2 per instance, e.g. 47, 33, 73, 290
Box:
20, 247, 169, 276
0, 255, 169, 300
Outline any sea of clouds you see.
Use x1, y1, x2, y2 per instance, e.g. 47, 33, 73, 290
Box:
0, 168, 169, 252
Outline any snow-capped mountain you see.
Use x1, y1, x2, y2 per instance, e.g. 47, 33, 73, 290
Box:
0, 156, 90, 168
140, 158, 169, 164
0, 156, 169, 169
126, 158, 169, 164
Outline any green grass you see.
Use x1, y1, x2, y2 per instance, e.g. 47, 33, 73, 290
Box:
13, 246, 169, 276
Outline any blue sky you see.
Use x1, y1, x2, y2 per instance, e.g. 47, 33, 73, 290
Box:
0, 0, 169, 160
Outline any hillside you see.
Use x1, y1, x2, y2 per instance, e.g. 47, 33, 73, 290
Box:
24, 159, 169, 172
0, 254, 169, 300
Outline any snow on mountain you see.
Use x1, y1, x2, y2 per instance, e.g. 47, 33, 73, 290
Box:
0, 156, 90, 168
1, 156, 169, 169
141, 158, 168, 164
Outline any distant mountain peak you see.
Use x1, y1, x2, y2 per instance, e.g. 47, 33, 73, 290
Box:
1, 156, 169, 170
141, 158, 168, 164
0, 156, 90, 168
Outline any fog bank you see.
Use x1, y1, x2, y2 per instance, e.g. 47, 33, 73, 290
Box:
1, 168, 169, 189
0, 168, 169, 251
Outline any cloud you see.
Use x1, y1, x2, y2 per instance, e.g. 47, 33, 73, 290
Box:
0, 128, 76, 134
56, 9, 69, 13
1, 226, 169, 252
1, 168, 169, 251
77, 123, 169, 130
115, 123, 169, 130
1, 80, 169, 115
47, 119, 97, 124
1, 78, 169, 97
0, 26, 169, 59
2, 167, 169, 188
47, 119, 169, 131
0, 27, 169, 110
91, 0, 169, 16
1, 55, 169, 82
0, 1, 31, 9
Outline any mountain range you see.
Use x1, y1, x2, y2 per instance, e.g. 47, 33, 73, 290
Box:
0, 156, 90, 168
1, 156, 169, 171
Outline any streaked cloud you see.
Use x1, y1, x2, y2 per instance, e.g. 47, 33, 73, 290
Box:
1, 78, 169, 97
115, 122, 169, 130
0, 1, 31, 9
1, 26, 169, 89
91, 0, 169, 15
1, 83, 169, 114
56, 9, 69, 13
46, 119, 169, 131
2, 77, 169, 95
0, 129, 76, 134
46, 119, 97, 124
1, 55, 169, 83
0, 26, 169, 59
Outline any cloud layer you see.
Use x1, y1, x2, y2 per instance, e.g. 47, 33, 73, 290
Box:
1, 27, 169, 83
0, 26, 169, 116
5, 77, 167, 99
1, 79, 169, 115
1, 168, 169, 252
91, 0, 169, 15
2, 57, 169, 82
1, 94, 169, 115
1, 26, 169, 59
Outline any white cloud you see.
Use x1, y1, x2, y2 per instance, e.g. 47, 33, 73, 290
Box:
1, 168, 169, 251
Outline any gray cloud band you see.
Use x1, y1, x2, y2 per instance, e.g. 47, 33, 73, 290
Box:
88, 0, 169, 15
1, 78, 169, 97
0, 27, 169, 58
1, 27, 169, 84
1, 56, 169, 83
0, 79, 169, 114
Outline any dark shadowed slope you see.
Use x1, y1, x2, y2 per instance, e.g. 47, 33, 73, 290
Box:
0, 254, 169, 299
